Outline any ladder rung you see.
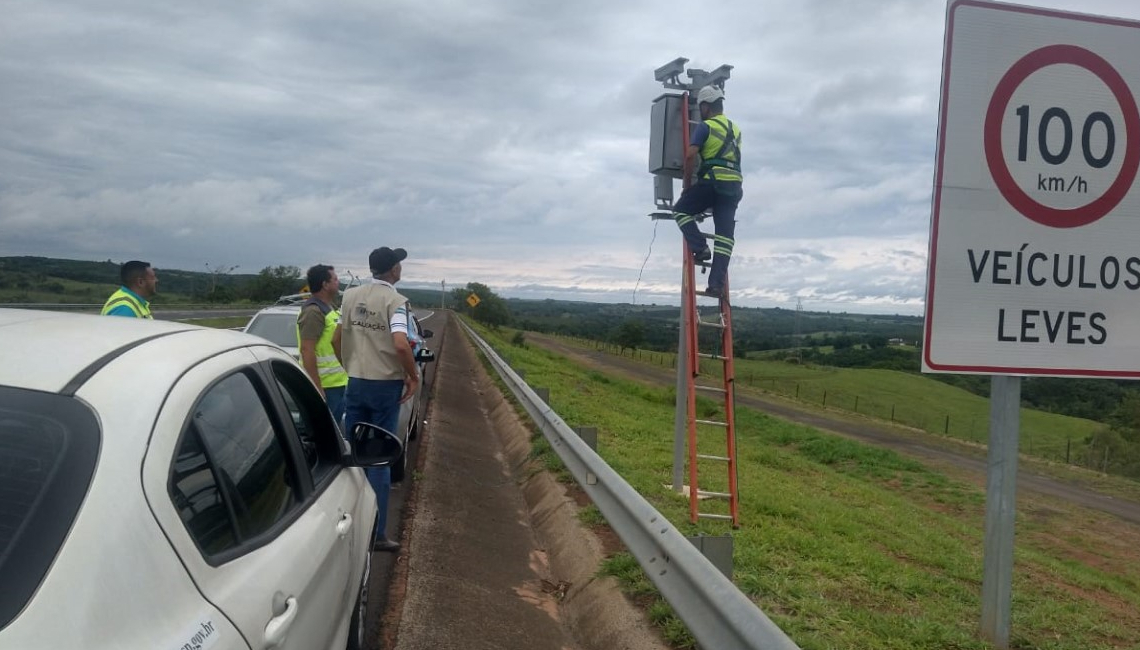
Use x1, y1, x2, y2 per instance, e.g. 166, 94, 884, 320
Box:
697, 319, 725, 329
694, 384, 726, 394
649, 211, 674, 220
695, 419, 727, 427
697, 513, 734, 521
696, 352, 725, 361
697, 454, 730, 462
700, 231, 716, 239
696, 490, 732, 499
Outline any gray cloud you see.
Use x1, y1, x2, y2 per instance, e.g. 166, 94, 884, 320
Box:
2, 0, 1138, 314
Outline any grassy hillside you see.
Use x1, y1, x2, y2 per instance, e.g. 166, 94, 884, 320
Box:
552, 334, 1103, 468
470, 321, 1140, 650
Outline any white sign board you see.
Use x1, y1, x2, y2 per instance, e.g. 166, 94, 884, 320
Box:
925, 0, 1140, 378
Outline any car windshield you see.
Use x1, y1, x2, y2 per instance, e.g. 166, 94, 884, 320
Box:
245, 312, 298, 348
0, 387, 100, 629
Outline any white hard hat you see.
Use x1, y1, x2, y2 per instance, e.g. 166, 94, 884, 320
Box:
696, 85, 725, 104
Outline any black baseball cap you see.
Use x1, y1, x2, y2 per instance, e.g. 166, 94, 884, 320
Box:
369, 247, 407, 274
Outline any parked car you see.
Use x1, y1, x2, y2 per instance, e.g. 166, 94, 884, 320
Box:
0, 309, 388, 650
241, 303, 435, 482
243, 303, 305, 358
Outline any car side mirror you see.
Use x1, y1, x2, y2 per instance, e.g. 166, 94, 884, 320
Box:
348, 422, 404, 467
415, 348, 436, 363
421, 329, 434, 340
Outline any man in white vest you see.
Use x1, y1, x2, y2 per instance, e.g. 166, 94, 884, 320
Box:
338, 246, 419, 553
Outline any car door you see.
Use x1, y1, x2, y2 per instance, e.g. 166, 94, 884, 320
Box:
254, 352, 375, 628
142, 349, 354, 650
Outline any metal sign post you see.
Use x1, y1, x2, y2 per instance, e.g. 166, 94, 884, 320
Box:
981, 375, 1021, 647
929, 2, 1140, 646
673, 267, 689, 491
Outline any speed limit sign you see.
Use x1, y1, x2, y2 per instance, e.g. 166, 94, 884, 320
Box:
924, 0, 1140, 378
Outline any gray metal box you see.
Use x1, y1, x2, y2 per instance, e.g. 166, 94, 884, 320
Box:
649, 93, 685, 177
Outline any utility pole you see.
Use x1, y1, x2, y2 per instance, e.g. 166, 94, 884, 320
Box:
441, 280, 446, 309
649, 58, 733, 493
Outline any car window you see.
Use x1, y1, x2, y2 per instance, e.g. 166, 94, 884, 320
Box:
170, 371, 299, 559
269, 361, 343, 487
169, 422, 238, 555
244, 312, 298, 349
0, 387, 99, 629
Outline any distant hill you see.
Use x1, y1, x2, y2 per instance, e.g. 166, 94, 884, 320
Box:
504, 296, 924, 353
0, 255, 447, 307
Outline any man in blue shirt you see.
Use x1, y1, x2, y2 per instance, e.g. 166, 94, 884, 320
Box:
101, 260, 157, 318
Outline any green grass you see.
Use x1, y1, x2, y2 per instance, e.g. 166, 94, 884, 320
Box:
554, 335, 1103, 469
471, 323, 1140, 650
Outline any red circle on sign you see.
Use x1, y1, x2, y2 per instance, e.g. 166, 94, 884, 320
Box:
984, 44, 1140, 228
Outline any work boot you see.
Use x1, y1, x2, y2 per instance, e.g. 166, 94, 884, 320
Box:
692, 247, 712, 263
702, 285, 723, 299
372, 538, 400, 553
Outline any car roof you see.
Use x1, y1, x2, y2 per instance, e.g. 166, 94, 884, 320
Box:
0, 309, 263, 394
251, 305, 301, 316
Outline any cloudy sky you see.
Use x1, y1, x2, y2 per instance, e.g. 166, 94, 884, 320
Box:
3, 0, 1138, 314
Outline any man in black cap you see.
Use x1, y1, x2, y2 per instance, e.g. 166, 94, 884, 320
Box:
338, 246, 419, 553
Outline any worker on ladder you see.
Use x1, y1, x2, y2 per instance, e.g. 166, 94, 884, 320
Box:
672, 85, 743, 299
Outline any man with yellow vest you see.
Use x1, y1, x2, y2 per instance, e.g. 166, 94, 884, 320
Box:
101, 260, 157, 318
672, 84, 743, 299
297, 264, 348, 423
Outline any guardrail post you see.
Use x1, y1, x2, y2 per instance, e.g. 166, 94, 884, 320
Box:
573, 426, 598, 452
574, 426, 599, 485
687, 534, 733, 580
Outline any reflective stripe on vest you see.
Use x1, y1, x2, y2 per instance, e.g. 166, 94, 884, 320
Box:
698, 115, 742, 182
297, 301, 348, 388
100, 288, 153, 319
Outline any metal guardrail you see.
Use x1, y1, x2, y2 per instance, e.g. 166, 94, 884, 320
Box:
461, 320, 801, 650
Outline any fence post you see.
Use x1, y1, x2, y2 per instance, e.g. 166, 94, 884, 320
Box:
795, 383, 800, 399
944, 415, 950, 435
822, 390, 827, 407
1066, 439, 1071, 464
891, 405, 895, 422
854, 396, 859, 412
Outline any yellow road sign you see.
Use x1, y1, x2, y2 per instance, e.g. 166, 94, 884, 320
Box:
466, 293, 481, 308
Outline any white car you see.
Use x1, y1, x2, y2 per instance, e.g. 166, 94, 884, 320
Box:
242, 303, 305, 358
242, 303, 435, 482
0, 309, 385, 650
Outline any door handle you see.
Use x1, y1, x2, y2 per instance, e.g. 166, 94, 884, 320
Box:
337, 513, 353, 537
264, 595, 298, 647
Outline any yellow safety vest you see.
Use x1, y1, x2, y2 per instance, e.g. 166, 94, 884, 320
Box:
698, 114, 742, 183
297, 301, 348, 389
100, 288, 153, 319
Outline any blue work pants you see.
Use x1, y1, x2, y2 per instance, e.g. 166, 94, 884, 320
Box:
344, 377, 404, 541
